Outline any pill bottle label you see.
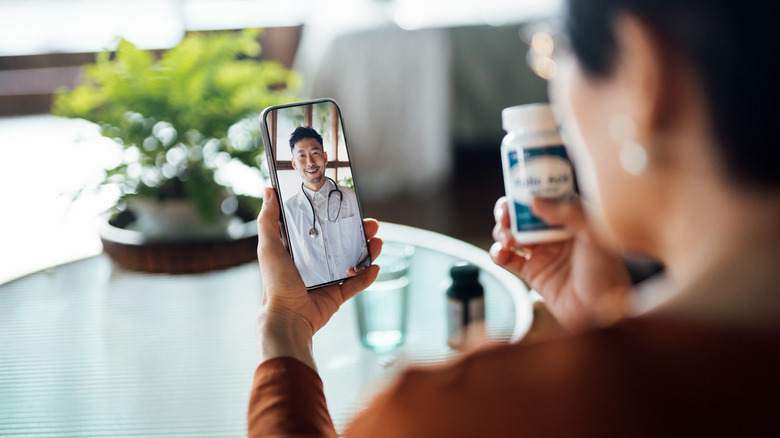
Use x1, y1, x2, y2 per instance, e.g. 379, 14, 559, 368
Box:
447, 296, 485, 349
507, 145, 573, 232
446, 298, 461, 347
468, 296, 485, 324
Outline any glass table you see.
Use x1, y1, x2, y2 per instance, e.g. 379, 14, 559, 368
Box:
0, 223, 532, 436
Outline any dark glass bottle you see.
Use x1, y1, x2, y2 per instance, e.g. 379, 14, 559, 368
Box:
446, 262, 485, 349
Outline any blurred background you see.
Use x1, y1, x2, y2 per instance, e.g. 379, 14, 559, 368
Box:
0, 0, 560, 283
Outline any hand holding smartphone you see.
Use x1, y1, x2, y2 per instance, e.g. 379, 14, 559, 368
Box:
260, 99, 371, 290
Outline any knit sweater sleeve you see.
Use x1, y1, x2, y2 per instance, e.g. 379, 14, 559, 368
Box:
248, 357, 337, 438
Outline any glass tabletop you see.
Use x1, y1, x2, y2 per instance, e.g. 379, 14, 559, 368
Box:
0, 223, 531, 437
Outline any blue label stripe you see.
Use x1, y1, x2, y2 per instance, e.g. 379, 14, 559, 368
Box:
523, 145, 568, 160
510, 145, 569, 233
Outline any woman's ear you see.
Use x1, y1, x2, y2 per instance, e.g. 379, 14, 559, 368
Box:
612, 14, 677, 141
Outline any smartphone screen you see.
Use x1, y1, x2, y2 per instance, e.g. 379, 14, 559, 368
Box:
260, 99, 371, 289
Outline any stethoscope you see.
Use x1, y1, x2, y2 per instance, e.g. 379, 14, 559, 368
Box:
301, 177, 343, 238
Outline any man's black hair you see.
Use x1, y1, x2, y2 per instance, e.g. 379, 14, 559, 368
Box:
565, 0, 779, 187
289, 126, 323, 150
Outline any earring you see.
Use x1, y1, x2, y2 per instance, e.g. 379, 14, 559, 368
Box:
619, 141, 648, 175
609, 113, 649, 176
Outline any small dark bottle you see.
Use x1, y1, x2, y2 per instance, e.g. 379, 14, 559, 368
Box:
446, 263, 485, 349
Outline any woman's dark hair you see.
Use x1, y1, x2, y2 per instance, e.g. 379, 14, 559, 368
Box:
289, 126, 323, 150
565, 0, 780, 186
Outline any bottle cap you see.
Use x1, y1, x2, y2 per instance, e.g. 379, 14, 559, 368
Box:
450, 262, 479, 284
447, 262, 483, 299
502, 103, 557, 134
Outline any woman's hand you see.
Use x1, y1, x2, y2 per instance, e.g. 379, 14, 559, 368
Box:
346, 264, 367, 277
255, 187, 382, 369
491, 196, 632, 332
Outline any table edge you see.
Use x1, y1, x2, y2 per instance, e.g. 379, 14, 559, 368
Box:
377, 222, 533, 341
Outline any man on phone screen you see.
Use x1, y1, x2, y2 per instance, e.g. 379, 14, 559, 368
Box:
283, 126, 369, 287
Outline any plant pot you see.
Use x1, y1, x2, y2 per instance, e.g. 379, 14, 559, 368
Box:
125, 198, 235, 241
99, 198, 259, 274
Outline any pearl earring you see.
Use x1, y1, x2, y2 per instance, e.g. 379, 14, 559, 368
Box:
609, 113, 649, 176
619, 141, 648, 175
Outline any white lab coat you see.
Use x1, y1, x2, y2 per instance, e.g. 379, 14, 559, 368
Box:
283, 179, 369, 287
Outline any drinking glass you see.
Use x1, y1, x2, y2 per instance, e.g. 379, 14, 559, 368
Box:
354, 242, 415, 354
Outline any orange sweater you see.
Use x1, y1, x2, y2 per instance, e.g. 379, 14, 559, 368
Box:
248, 316, 780, 437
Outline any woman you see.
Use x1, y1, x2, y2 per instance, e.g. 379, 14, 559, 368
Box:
249, 0, 780, 436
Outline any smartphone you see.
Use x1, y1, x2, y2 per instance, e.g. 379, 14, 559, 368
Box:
259, 98, 371, 290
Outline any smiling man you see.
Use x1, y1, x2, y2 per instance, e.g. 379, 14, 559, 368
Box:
282, 126, 369, 288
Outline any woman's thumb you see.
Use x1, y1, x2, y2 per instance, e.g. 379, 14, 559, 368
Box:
257, 187, 281, 241
530, 196, 585, 231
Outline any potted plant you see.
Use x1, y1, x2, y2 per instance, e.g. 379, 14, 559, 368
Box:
52, 28, 299, 272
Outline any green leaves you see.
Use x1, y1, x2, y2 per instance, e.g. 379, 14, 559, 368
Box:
52, 29, 299, 222
55, 29, 298, 140
338, 176, 355, 190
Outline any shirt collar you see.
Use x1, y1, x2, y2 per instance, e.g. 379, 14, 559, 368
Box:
303, 178, 333, 197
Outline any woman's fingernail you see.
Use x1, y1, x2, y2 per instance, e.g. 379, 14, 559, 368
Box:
494, 204, 504, 222
511, 245, 532, 260
489, 241, 503, 259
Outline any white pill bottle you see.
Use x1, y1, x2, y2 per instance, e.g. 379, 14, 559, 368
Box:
501, 103, 574, 244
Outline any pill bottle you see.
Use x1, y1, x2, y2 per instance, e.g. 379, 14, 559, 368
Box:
501, 103, 574, 244
446, 262, 485, 349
